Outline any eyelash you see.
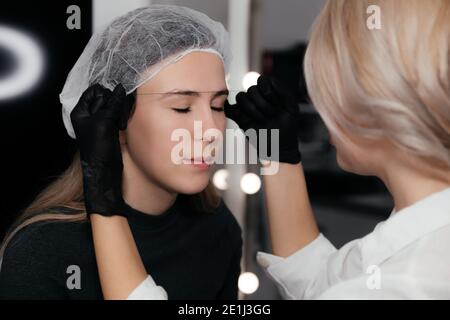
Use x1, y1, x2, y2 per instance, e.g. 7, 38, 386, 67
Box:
212, 106, 225, 112
172, 107, 224, 113
172, 107, 190, 114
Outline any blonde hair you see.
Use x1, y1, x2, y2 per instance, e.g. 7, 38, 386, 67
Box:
0, 152, 220, 258
304, 0, 450, 169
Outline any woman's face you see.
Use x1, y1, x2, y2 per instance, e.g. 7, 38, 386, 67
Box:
122, 51, 228, 194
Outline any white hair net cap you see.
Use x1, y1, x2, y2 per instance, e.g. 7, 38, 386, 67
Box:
60, 5, 231, 139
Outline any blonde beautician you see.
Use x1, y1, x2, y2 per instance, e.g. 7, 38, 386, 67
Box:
226, 0, 450, 299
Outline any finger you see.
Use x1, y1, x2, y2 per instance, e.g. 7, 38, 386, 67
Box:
224, 100, 239, 121
270, 78, 300, 116
247, 85, 278, 118
89, 84, 112, 115
80, 83, 104, 103
236, 91, 266, 123
118, 91, 135, 130
259, 76, 299, 116
225, 101, 253, 130
257, 76, 279, 105
71, 84, 108, 121
107, 84, 126, 107
102, 84, 127, 120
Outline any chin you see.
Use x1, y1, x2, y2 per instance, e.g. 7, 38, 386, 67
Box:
337, 155, 372, 176
336, 153, 354, 173
172, 176, 211, 194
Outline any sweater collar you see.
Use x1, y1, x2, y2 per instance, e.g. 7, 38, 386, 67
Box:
123, 197, 182, 231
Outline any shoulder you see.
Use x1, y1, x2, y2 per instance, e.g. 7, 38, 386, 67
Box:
0, 210, 92, 299
401, 223, 450, 279
2, 211, 92, 265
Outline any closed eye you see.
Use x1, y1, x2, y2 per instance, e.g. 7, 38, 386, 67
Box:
172, 107, 191, 113
172, 106, 224, 113
211, 106, 224, 112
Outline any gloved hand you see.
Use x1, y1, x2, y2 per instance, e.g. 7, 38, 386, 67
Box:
225, 76, 302, 164
71, 83, 134, 217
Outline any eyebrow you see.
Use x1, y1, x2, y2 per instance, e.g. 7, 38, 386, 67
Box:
141, 89, 229, 98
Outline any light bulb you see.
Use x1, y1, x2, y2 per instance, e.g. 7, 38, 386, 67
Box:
240, 173, 261, 195
238, 272, 259, 295
242, 71, 260, 91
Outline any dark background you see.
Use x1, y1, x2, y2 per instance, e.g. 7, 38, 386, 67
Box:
0, 0, 92, 238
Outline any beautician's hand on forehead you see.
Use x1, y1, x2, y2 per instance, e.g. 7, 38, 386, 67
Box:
72, 84, 134, 133
224, 76, 302, 164
70, 83, 135, 217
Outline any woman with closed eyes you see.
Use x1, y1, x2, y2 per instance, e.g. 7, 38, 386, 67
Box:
0, 5, 242, 300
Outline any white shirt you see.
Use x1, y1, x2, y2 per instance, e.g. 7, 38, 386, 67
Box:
256, 187, 450, 300
127, 275, 168, 300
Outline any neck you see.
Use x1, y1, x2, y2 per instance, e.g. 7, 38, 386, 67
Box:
379, 156, 450, 213
121, 149, 177, 215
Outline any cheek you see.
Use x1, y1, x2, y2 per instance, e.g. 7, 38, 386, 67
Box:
214, 112, 226, 131
126, 108, 177, 171
126, 111, 211, 193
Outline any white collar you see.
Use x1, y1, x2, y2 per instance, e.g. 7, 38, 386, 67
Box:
359, 187, 450, 268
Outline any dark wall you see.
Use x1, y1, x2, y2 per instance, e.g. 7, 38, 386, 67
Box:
0, 1, 92, 238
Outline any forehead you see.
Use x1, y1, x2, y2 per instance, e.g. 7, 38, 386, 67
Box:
138, 51, 227, 94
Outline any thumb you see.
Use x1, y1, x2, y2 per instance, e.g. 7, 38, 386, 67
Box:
224, 100, 237, 119
224, 100, 253, 131
102, 84, 127, 121
118, 91, 135, 130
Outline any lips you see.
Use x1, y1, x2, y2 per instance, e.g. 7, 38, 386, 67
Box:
182, 156, 214, 165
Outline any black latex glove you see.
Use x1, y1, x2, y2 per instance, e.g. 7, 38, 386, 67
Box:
70, 83, 134, 217
225, 76, 302, 164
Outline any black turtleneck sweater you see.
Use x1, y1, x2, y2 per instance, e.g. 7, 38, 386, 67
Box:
0, 197, 242, 300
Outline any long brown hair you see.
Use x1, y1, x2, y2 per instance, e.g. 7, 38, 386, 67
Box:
0, 151, 221, 258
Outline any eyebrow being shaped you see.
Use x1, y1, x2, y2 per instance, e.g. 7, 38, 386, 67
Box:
138, 89, 230, 98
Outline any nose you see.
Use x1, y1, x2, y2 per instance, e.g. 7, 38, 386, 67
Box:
189, 105, 224, 161
193, 104, 222, 142
200, 104, 219, 131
